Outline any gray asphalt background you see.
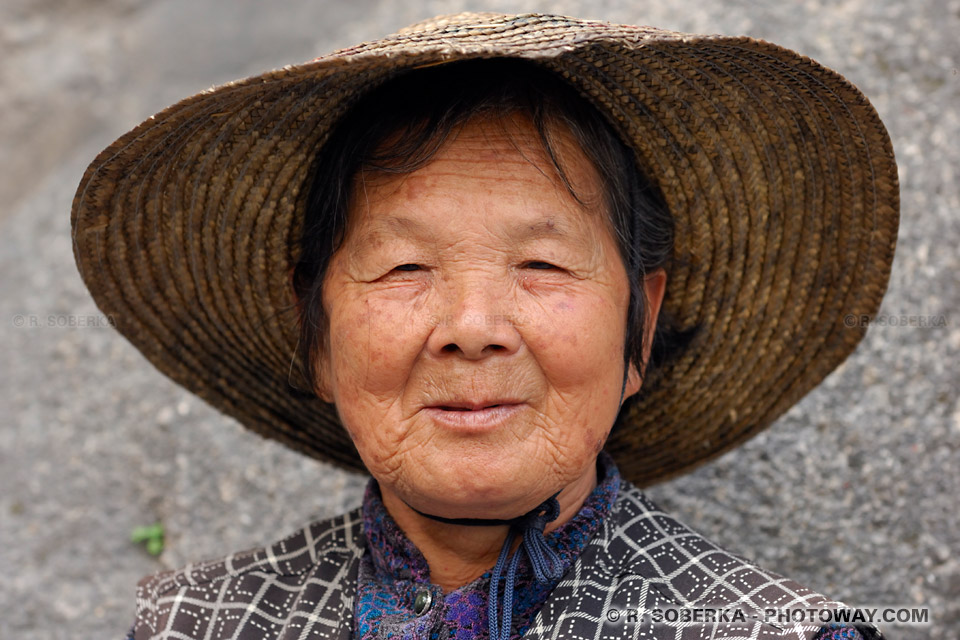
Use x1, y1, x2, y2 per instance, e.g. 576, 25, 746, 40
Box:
2, 0, 957, 638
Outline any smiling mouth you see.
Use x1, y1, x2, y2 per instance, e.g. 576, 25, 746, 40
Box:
438, 404, 506, 411
423, 402, 523, 430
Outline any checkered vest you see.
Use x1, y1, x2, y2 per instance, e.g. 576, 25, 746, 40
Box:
131, 482, 844, 639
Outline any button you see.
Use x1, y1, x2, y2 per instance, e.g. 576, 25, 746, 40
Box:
413, 588, 433, 615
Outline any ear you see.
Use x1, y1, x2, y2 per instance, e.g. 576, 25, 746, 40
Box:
315, 343, 335, 404
290, 263, 336, 404
622, 268, 668, 400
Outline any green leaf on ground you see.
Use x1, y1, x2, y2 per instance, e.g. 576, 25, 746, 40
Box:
131, 522, 165, 556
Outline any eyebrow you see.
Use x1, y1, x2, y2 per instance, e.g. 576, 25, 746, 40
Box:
361, 215, 570, 243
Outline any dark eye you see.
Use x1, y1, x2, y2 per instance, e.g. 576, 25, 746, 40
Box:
393, 264, 421, 272
524, 261, 558, 270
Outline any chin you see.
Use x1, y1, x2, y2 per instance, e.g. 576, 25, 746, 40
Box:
397, 450, 588, 518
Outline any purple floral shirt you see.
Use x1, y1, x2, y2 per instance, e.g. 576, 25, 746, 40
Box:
353, 452, 622, 639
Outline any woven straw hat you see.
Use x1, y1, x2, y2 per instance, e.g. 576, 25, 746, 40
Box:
71, 12, 898, 486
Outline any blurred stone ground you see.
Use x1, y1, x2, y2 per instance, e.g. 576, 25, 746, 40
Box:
1, 0, 957, 638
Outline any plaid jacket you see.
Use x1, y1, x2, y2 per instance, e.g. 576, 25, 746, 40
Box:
131, 482, 847, 639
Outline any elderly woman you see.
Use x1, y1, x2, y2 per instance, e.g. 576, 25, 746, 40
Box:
72, 12, 897, 640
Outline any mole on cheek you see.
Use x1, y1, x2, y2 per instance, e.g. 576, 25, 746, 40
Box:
584, 429, 604, 453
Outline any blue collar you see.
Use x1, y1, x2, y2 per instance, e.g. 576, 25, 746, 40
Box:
356, 452, 622, 639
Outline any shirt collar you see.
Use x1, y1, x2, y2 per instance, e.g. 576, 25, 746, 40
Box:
360, 451, 622, 586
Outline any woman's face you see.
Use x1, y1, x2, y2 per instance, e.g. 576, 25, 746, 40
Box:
319, 114, 663, 518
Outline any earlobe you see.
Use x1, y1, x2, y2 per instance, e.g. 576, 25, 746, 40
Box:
624, 269, 668, 396
621, 270, 669, 403
317, 383, 333, 404
640, 269, 667, 374
623, 362, 643, 400
313, 343, 335, 404
644, 270, 667, 325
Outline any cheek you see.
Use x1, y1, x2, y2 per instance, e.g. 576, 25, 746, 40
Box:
522, 293, 627, 436
326, 298, 422, 400
325, 299, 427, 475
528, 294, 624, 379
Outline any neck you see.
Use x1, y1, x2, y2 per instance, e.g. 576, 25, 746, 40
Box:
379, 466, 598, 593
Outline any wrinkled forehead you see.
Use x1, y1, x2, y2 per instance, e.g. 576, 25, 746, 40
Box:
344, 112, 610, 238
348, 113, 609, 235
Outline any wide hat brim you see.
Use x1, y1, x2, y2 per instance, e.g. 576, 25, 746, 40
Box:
71, 12, 899, 486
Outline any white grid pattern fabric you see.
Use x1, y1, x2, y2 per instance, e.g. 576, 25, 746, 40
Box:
131, 483, 844, 639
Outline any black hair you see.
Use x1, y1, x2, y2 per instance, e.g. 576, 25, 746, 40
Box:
293, 58, 687, 417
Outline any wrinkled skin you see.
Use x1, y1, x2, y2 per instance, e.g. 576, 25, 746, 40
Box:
316, 113, 665, 586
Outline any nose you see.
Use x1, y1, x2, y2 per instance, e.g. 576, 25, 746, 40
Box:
425, 278, 523, 360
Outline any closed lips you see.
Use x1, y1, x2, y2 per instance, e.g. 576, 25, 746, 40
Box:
440, 404, 504, 411
430, 401, 521, 411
